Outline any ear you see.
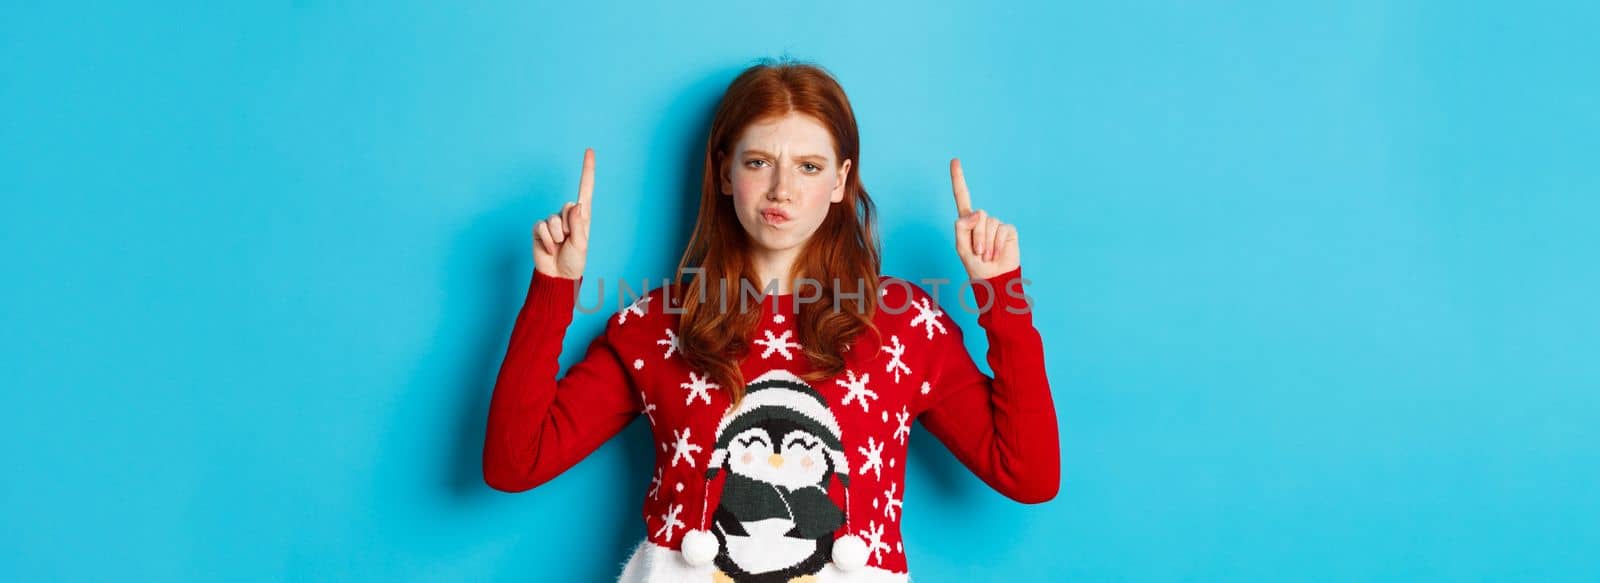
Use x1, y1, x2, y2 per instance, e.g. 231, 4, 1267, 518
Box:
719, 151, 734, 196
830, 159, 852, 203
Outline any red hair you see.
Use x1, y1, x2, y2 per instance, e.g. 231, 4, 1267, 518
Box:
673, 59, 883, 407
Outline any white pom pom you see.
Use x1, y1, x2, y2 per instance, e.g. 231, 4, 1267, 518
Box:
832, 534, 867, 571
680, 529, 718, 566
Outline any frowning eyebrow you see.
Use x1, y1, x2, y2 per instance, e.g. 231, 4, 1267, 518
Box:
741, 149, 832, 163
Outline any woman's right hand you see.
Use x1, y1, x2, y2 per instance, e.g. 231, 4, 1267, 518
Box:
533, 148, 595, 280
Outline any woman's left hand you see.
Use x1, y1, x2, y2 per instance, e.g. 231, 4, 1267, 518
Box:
949, 158, 1021, 280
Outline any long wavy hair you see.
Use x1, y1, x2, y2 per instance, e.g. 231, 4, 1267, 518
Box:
673, 59, 883, 408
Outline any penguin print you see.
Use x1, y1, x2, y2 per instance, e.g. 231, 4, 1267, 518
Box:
701, 369, 855, 583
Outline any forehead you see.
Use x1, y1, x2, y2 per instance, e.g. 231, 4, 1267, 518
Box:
733, 112, 836, 159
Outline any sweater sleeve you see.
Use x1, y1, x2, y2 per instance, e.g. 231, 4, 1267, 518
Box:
913, 265, 1060, 504
482, 269, 642, 492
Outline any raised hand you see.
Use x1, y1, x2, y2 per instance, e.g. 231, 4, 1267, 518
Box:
533, 148, 595, 280
950, 158, 1020, 280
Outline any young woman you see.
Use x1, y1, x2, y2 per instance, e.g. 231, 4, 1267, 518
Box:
483, 60, 1059, 583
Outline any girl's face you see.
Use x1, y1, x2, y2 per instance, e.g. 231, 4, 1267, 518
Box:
721, 111, 852, 255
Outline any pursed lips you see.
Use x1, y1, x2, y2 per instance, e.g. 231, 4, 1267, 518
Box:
760, 208, 791, 225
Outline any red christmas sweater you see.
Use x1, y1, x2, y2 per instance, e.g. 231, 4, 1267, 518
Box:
483, 265, 1059, 581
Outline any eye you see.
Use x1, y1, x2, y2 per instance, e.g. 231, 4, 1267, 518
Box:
801, 163, 821, 173
737, 435, 770, 448
784, 437, 819, 451
745, 159, 769, 169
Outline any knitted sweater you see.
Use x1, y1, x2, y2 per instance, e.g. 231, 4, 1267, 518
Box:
483, 265, 1059, 582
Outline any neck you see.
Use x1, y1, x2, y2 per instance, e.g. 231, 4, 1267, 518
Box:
750, 245, 802, 295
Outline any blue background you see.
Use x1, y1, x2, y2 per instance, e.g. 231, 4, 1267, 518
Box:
4, 1, 1597, 580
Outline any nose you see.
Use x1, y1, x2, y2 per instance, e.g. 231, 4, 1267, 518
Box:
767, 453, 784, 468
768, 166, 793, 201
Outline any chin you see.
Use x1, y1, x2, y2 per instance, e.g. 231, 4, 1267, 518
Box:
745, 231, 802, 252
755, 233, 793, 248
764, 236, 802, 250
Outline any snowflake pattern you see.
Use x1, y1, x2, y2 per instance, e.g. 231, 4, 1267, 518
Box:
654, 503, 686, 540
835, 369, 879, 413
669, 428, 702, 468
617, 295, 652, 325
883, 335, 910, 383
655, 328, 679, 359
882, 483, 903, 521
892, 408, 911, 444
754, 329, 802, 360
859, 520, 891, 565
857, 436, 885, 480
625, 280, 978, 561
641, 394, 657, 425
908, 296, 947, 340
679, 371, 718, 406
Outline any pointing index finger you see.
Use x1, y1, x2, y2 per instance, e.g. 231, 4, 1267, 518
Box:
950, 158, 972, 216
577, 148, 595, 208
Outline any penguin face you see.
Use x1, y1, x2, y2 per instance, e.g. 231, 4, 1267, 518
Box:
725, 419, 830, 490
